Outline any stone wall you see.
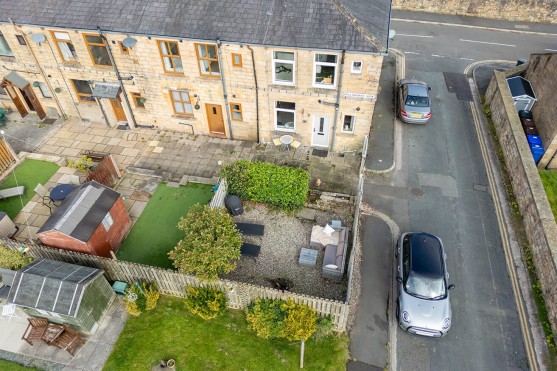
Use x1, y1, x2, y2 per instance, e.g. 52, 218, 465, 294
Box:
393, 0, 557, 24
485, 69, 557, 335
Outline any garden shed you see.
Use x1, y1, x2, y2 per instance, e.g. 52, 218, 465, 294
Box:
7, 259, 114, 334
37, 181, 132, 257
506, 76, 537, 112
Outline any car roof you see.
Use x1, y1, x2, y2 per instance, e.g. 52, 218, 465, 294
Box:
410, 233, 444, 279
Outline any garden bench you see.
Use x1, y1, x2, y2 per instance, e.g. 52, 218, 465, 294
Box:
21, 318, 49, 345
51, 325, 84, 356
0, 186, 24, 200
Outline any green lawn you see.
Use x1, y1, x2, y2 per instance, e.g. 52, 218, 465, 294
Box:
116, 182, 213, 269
540, 170, 557, 220
0, 360, 37, 371
0, 159, 60, 219
104, 295, 348, 371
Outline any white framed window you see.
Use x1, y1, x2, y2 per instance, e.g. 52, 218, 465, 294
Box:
0, 32, 14, 57
313, 54, 338, 89
102, 212, 114, 231
275, 101, 295, 131
342, 115, 355, 133
351, 61, 362, 74
52, 31, 77, 62
272, 51, 295, 85
37, 82, 52, 98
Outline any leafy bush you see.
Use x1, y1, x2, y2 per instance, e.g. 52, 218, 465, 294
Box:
314, 315, 334, 339
245, 298, 288, 339
169, 204, 242, 281
125, 281, 160, 316
222, 160, 309, 211
0, 245, 33, 270
67, 155, 93, 172
184, 286, 227, 320
281, 299, 318, 341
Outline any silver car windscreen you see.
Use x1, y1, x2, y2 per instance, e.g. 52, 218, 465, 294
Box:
405, 273, 446, 299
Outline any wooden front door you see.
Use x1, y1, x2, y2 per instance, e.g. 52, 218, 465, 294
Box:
1, 81, 28, 117
206, 104, 226, 137
21, 85, 46, 119
110, 95, 127, 122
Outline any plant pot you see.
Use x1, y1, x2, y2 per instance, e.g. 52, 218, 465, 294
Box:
166, 359, 175, 369
0, 268, 16, 287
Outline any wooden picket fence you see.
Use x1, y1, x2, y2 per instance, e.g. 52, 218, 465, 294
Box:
2, 239, 349, 330
0, 137, 16, 174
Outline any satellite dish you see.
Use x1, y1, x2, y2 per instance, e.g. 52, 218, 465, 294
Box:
388, 29, 396, 40
122, 37, 137, 48
30, 33, 46, 44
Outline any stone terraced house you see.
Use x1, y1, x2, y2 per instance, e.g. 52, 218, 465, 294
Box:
0, 0, 392, 152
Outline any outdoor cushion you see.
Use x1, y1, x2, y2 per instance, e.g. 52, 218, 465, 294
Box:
325, 264, 338, 270
311, 226, 337, 247
323, 244, 337, 266
323, 224, 335, 236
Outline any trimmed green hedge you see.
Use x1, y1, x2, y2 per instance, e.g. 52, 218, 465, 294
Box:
222, 160, 309, 211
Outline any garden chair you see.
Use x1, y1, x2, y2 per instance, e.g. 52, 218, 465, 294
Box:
272, 138, 282, 148
21, 318, 49, 345
34, 183, 55, 214
291, 140, 301, 150
51, 325, 84, 356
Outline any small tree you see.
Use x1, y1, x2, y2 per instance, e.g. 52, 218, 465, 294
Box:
281, 300, 318, 368
125, 281, 160, 317
185, 286, 227, 320
0, 245, 33, 270
169, 204, 242, 281
245, 298, 287, 339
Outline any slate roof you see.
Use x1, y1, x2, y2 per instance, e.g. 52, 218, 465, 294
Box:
37, 181, 121, 242
0, 0, 392, 53
8, 259, 103, 317
3, 71, 29, 89
507, 76, 536, 99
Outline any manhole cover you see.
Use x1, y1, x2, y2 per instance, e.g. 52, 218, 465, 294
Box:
411, 187, 425, 197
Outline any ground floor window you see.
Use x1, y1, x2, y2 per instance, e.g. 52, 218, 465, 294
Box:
169, 90, 193, 116
37, 82, 52, 98
342, 115, 355, 132
71, 79, 95, 103
230, 103, 242, 121
131, 92, 145, 109
275, 101, 295, 131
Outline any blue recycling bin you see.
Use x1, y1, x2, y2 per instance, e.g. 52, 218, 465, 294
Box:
526, 135, 542, 146
530, 143, 544, 164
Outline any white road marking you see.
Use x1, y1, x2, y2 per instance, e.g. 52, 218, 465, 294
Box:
514, 25, 530, 30
396, 34, 433, 38
431, 54, 445, 57
460, 39, 516, 47
545, 48, 557, 52
460, 57, 475, 61
404, 51, 420, 55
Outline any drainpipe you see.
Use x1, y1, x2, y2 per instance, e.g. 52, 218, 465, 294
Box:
246, 46, 260, 143
329, 50, 346, 155
97, 27, 137, 129
216, 38, 234, 140
8, 18, 66, 119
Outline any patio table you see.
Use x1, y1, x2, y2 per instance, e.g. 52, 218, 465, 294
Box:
280, 134, 293, 151
50, 184, 74, 202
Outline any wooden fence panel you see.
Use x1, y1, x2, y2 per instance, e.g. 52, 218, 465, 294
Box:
0, 138, 16, 173
1, 239, 349, 330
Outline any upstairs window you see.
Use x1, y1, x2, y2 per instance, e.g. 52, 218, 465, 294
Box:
71, 79, 95, 103
52, 32, 77, 62
16, 35, 26, 45
272, 51, 295, 85
119, 42, 129, 54
195, 44, 220, 76
0, 32, 14, 56
83, 34, 112, 66
275, 101, 295, 131
232, 53, 242, 67
351, 61, 362, 74
158, 40, 183, 73
170, 90, 193, 116
313, 54, 338, 88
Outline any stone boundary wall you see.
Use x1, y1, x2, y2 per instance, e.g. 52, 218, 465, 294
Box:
485, 69, 557, 334
393, 0, 557, 24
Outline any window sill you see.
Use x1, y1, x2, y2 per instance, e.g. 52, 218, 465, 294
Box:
172, 114, 195, 120
272, 83, 296, 88
275, 127, 295, 133
340, 130, 355, 135
0, 55, 16, 62
199, 74, 221, 79
312, 83, 336, 90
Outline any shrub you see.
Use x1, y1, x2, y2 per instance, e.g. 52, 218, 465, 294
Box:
169, 204, 242, 281
0, 245, 33, 270
314, 315, 334, 339
125, 281, 160, 316
245, 298, 288, 339
67, 155, 93, 172
184, 286, 227, 320
281, 299, 318, 342
222, 160, 309, 211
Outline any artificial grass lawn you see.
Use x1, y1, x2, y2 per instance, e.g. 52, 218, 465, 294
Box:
539, 170, 557, 220
0, 159, 60, 219
104, 295, 348, 371
0, 360, 37, 371
116, 182, 213, 269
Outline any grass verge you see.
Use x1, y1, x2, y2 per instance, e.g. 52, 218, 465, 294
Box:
483, 104, 556, 356
104, 295, 348, 371
0, 360, 37, 371
539, 170, 557, 221
116, 182, 213, 269
0, 159, 60, 219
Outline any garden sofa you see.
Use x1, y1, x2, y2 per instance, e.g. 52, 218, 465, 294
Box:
310, 224, 348, 282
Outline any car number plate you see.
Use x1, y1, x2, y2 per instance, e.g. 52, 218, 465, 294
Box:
410, 113, 422, 118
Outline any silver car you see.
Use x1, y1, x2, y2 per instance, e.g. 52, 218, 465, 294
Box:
396, 232, 455, 337
396, 79, 432, 124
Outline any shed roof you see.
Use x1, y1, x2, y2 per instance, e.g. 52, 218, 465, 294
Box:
8, 259, 103, 317
0, 0, 392, 53
37, 181, 121, 242
92, 83, 121, 99
507, 76, 536, 99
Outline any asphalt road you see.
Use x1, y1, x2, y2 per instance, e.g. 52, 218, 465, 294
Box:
361, 12, 557, 371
